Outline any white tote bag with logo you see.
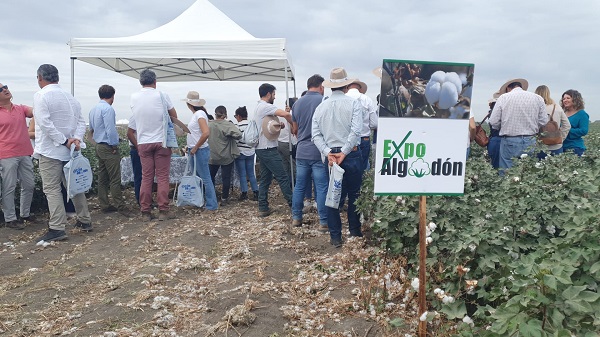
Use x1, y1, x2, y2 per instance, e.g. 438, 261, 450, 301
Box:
325, 163, 345, 209
174, 154, 204, 207
63, 144, 93, 201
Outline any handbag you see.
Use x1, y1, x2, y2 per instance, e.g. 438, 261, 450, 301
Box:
474, 114, 490, 147
63, 144, 93, 201
538, 105, 562, 145
174, 154, 204, 207
160, 92, 179, 149
325, 163, 345, 209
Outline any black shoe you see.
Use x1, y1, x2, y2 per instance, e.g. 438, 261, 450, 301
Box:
6, 221, 25, 230
330, 238, 343, 248
238, 192, 248, 201
258, 209, 273, 217
349, 231, 363, 238
20, 215, 38, 224
251, 191, 259, 201
38, 229, 68, 242
74, 221, 93, 232
101, 206, 118, 213
291, 219, 303, 227
220, 198, 229, 206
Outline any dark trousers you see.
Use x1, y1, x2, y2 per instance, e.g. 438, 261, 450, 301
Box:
359, 137, 371, 170
327, 150, 363, 242
130, 147, 143, 205
209, 162, 234, 200
255, 148, 292, 212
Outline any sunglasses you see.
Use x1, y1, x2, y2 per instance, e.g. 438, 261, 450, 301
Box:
0, 85, 7, 93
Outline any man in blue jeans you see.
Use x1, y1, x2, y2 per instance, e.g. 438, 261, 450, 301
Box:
253, 83, 293, 217
312, 68, 363, 248
290, 74, 328, 230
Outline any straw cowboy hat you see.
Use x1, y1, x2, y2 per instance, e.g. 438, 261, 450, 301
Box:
488, 91, 501, 104
262, 115, 282, 141
372, 66, 382, 79
322, 67, 356, 89
182, 91, 206, 107
350, 79, 368, 94
499, 78, 529, 94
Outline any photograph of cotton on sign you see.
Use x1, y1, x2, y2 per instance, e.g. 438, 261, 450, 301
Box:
378, 60, 474, 119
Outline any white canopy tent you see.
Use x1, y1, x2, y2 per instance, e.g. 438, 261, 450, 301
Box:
69, 0, 295, 89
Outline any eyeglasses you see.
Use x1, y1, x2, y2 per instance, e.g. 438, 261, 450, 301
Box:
0, 85, 7, 93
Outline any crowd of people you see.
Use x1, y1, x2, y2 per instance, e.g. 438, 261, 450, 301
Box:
482, 78, 589, 171
0, 66, 589, 247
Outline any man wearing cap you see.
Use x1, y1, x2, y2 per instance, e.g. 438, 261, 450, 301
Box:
489, 79, 548, 171
346, 79, 378, 170
0, 82, 35, 230
89, 84, 129, 217
34, 64, 92, 241
254, 83, 293, 217
290, 74, 328, 230
312, 68, 363, 248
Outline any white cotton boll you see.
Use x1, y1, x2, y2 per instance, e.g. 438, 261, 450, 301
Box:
426, 237, 433, 245
445, 72, 463, 93
425, 81, 441, 104
419, 311, 428, 321
512, 176, 520, 182
434, 288, 442, 294
459, 73, 468, 85
430, 71, 446, 83
411, 278, 420, 290
428, 222, 437, 231
438, 82, 459, 109
462, 315, 474, 327
520, 153, 528, 159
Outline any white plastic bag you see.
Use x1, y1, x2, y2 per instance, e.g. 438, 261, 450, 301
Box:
63, 145, 93, 201
175, 154, 204, 207
160, 92, 179, 149
325, 163, 345, 208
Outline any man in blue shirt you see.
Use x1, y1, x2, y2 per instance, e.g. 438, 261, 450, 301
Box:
89, 85, 128, 216
290, 74, 328, 230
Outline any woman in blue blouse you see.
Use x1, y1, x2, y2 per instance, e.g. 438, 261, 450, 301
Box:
560, 89, 589, 156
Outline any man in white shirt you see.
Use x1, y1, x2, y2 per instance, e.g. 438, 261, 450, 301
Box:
130, 69, 179, 221
34, 64, 92, 242
346, 79, 378, 170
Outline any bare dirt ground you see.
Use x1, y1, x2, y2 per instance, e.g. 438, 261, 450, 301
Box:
0, 186, 416, 337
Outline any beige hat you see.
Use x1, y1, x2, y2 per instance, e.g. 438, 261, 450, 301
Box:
350, 79, 368, 94
262, 115, 282, 141
499, 79, 528, 94
488, 91, 501, 104
372, 66, 382, 79
322, 67, 356, 89
182, 91, 206, 107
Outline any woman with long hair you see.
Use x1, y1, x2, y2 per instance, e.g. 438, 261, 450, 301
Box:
534, 85, 570, 158
560, 89, 589, 156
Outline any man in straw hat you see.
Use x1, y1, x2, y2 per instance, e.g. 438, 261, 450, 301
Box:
346, 78, 378, 170
253, 83, 293, 217
489, 78, 547, 172
312, 67, 363, 248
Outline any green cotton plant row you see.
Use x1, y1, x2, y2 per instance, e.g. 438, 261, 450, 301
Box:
357, 122, 600, 336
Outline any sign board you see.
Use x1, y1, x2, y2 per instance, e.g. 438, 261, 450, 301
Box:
374, 59, 475, 195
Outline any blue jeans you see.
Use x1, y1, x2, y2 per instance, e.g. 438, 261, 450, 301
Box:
359, 137, 371, 170
487, 136, 501, 169
188, 147, 218, 210
235, 154, 258, 193
130, 147, 143, 205
564, 147, 585, 157
255, 148, 292, 212
499, 136, 536, 173
537, 147, 563, 160
327, 151, 363, 242
292, 159, 328, 225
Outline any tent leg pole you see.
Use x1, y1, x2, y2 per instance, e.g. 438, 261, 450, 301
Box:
285, 64, 294, 189
70, 57, 76, 96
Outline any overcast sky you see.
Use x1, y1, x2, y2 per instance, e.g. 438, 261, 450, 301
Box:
3, 0, 599, 124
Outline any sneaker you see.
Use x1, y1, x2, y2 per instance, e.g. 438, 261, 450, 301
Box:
291, 219, 303, 227
74, 221, 93, 232
158, 210, 175, 221
142, 212, 153, 222
251, 191, 259, 201
101, 206, 118, 213
318, 224, 329, 233
258, 209, 273, 217
20, 214, 38, 223
6, 221, 26, 230
330, 238, 343, 248
38, 229, 68, 242
220, 198, 229, 206
238, 192, 248, 201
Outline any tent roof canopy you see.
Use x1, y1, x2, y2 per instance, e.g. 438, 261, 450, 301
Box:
69, 0, 294, 82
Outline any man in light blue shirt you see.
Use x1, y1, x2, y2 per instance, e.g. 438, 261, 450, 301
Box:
312, 68, 363, 248
89, 84, 128, 215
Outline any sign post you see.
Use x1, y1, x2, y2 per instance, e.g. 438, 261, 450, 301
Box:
374, 59, 475, 336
